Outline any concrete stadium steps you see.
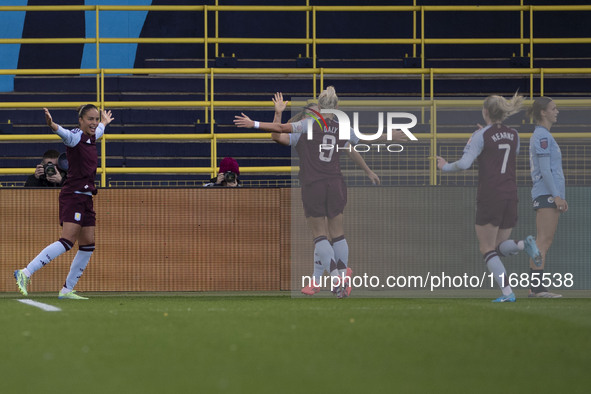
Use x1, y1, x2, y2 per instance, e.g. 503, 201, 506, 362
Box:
109, 140, 291, 159
3, 106, 589, 133
0, 92, 209, 104
13, 75, 208, 94
4, 69, 590, 187
143, 58, 407, 69
0, 108, 204, 127
142, 57, 591, 70
0, 140, 289, 164
11, 73, 591, 101
1, 140, 288, 156
12, 75, 315, 95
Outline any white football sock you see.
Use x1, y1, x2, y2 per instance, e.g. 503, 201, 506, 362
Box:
313, 237, 335, 287
26, 238, 72, 275
484, 251, 513, 296
64, 244, 95, 291
332, 236, 349, 276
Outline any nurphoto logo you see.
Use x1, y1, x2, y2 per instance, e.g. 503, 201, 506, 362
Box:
306, 108, 418, 153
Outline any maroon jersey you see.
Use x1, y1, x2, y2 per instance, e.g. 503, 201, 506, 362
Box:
61, 128, 99, 195
477, 124, 519, 203
291, 117, 351, 186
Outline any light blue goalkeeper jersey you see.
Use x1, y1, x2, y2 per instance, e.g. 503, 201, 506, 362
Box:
529, 125, 565, 200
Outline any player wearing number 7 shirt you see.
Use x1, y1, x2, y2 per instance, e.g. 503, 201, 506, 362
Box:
234, 87, 380, 298
436, 93, 541, 303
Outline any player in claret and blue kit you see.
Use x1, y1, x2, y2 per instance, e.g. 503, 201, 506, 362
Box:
14, 105, 113, 299
234, 88, 380, 298
437, 93, 541, 302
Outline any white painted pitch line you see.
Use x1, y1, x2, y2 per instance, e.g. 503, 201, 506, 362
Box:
17, 299, 61, 312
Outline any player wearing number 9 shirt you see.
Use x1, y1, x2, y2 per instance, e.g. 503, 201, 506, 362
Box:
436, 93, 541, 303
234, 87, 380, 298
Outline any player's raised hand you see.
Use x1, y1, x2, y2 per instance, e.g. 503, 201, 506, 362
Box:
234, 113, 254, 128
43, 108, 58, 131
101, 109, 114, 126
273, 92, 288, 114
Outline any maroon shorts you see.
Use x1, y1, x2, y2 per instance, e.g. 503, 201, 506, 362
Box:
59, 192, 96, 226
301, 177, 347, 218
475, 199, 518, 229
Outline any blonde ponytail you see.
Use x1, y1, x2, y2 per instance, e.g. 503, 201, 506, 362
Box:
483, 92, 524, 122
318, 86, 338, 110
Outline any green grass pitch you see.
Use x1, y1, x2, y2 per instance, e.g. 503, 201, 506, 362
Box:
2, 293, 590, 394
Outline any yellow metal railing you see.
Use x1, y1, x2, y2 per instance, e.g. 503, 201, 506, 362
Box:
1, 4, 591, 186
2, 98, 590, 186
1, 4, 591, 93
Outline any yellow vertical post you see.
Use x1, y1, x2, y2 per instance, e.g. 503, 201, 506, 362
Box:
306, 0, 310, 58
429, 69, 434, 102
320, 68, 324, 92
215, 0, 219, 58
413, 0, 417, 57
420, 7, 424, 70
420, 7, 425, 103
95, 6, 100, 103
421, 6, 426, 123
204, 5, 209, 69
204, 5, 209, 124
100, 69, 106, 187
204, 79, 209, 123
520, 0, 524, 57
430, 69, 436, 186
100, 137, 106, 187
529, 5, 534, 99
540, 68, 544, 96
212, 134, 217, 179
210, 68, 216, 179
312, 6, 317, 98
431, 100, 437, 186
100, 69, 105, 109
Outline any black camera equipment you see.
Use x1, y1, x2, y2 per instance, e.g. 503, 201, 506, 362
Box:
224, 171, 237, 183
43, 162, 57, 177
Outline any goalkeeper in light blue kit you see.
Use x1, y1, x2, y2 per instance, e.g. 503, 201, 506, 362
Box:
437, 93, 541, 302
527, 97, 566, 298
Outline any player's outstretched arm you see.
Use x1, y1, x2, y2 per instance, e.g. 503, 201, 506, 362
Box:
271, 133, 290, 146
234, 113, 292, 133
44, 107, 78, 146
